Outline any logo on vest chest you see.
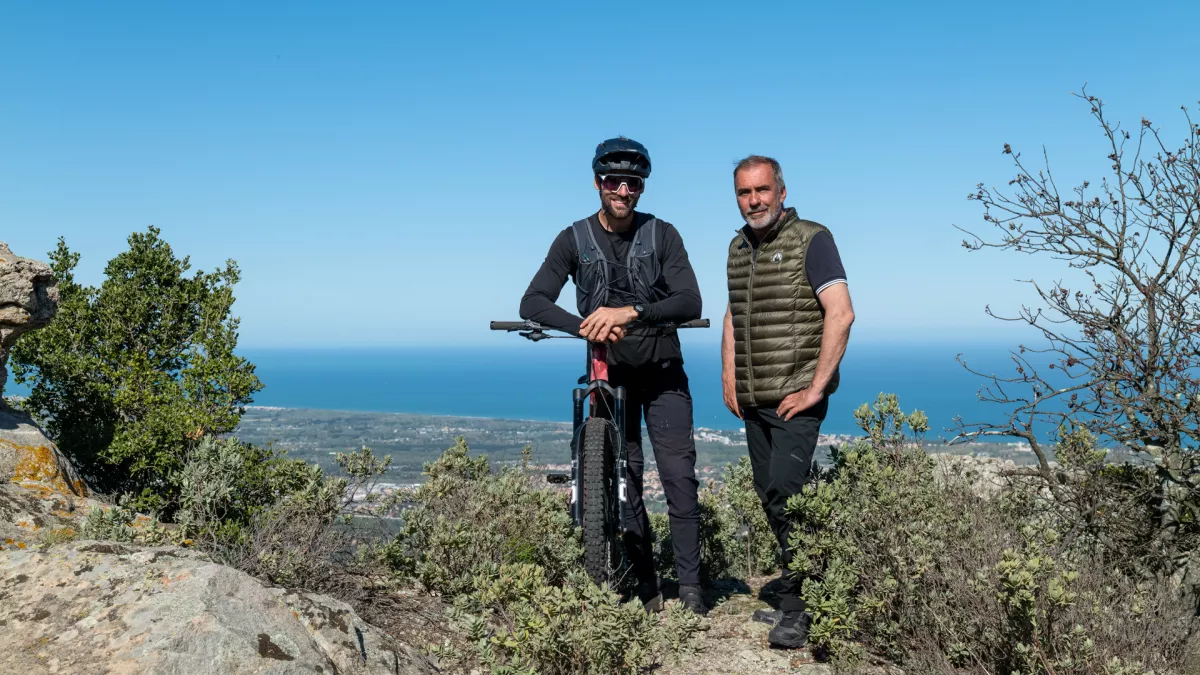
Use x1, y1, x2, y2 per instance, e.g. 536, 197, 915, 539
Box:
770, 251, 783, 264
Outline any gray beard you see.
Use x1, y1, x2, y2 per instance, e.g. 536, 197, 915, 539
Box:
745, 205, 782, 231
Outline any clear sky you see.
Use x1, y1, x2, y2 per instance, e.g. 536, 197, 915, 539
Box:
3, 1, 1199, 348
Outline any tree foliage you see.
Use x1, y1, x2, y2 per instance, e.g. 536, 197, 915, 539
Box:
12, 226, 262, 511
956, 90, 1200, 579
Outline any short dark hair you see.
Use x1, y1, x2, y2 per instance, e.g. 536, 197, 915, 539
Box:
733, 155, 786, 192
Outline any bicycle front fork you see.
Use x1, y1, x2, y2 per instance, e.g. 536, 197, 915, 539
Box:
570, 386, 630, 534
613, 388, 628, 534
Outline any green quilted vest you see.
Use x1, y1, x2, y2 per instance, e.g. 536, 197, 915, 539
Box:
726, 207, 840, 407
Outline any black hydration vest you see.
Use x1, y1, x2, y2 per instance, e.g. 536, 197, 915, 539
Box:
571, 215, 668, 317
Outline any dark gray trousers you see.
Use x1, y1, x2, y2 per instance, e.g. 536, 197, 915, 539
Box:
743, 397, 828, 612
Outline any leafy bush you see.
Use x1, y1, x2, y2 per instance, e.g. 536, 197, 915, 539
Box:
172, 436, 335, 547
434, 563, 704, 675
198, 442, 397, 597
652, 456, 779, 583
389, 437, 581, 596
787, 394, 1197, 673
396, 440, 706, 674
80, 493, 177, 545
12, 228, 262, 513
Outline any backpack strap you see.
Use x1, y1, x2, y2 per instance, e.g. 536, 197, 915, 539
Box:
629, 217, 658, 263
571, 218, 605, 265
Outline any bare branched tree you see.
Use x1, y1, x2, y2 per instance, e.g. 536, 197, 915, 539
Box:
954, 88, 1200, 562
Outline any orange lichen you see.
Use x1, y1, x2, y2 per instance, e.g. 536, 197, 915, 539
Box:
5, 439, 88, 497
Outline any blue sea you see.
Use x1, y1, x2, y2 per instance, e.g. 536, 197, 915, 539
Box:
237, 340, 1024, 438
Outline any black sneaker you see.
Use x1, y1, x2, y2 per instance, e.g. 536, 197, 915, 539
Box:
637, 580, 663, 614
751, 608, 783, 625
767, 610, 811, 649
678, 584, 709, 616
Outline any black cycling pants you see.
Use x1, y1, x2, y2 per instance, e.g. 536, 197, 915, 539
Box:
743, 397, 828, 612
608, 360, 702, 587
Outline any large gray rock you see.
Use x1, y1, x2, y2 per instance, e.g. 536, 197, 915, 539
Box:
0, 240, 59, 398
0, 540, 439, 674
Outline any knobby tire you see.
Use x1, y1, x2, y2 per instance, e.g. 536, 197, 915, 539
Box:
579, 417, 616, 586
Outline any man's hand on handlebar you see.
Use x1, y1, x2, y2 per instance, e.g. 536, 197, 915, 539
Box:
579, 306, 637, 343
491, 318, 706, 342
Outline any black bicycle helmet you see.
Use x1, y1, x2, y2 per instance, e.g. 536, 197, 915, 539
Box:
592, 137, 651, 178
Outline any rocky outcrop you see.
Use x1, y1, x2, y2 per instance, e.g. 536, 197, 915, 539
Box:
0, 540, 439, 674
1, 405, 89, 499
0, 241, 59, 399
0, 241, 88, 501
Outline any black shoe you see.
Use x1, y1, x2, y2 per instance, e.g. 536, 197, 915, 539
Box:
637, 580, 663, 614
768, 610, 811, 649
678, 584, 709, 616
751, 608, 782, 625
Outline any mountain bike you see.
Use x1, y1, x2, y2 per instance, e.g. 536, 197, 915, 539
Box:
489, 318, 709, 586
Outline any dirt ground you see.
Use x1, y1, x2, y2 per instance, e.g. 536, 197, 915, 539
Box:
655, 576, 837, 675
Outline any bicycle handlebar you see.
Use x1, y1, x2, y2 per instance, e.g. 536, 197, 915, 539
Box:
490, 318, 709, 334
490, 321, 536, 331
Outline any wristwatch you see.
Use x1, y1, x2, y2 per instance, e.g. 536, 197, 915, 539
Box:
633, 304, 645, 319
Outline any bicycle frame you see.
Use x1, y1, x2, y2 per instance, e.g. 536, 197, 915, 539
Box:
489, 318, 709, 541
571, 342, 629, 534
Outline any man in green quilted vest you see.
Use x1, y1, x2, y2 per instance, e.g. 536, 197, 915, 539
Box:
722, 155, 855, 649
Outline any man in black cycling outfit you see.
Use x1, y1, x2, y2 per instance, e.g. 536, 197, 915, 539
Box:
519, 137, 708, 616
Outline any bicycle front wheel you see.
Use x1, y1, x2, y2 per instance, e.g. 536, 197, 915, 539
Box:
578, 416, 617, 586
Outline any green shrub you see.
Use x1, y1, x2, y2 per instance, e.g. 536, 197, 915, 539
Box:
399, 440, 706, 674
435, 563, 704, 675
211, 444, 397, 596
12, 228, 261, 513
389, 437, 581, 596
80, 494, 141, 542
173, 435, 336, 547
653, 456, 779, 583
80, 493, 176, 545
786, 394, 1197, 673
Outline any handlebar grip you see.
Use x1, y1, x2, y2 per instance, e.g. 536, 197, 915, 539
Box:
677, 319, 710, 329
490, 321, 529, 330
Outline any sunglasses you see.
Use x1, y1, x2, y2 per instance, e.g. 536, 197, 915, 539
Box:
599, 174, 645, 194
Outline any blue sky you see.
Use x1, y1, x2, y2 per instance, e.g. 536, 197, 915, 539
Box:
3, 1, 1199, 348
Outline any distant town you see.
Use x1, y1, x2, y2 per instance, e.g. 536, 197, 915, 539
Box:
235, 406, 1038, 511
